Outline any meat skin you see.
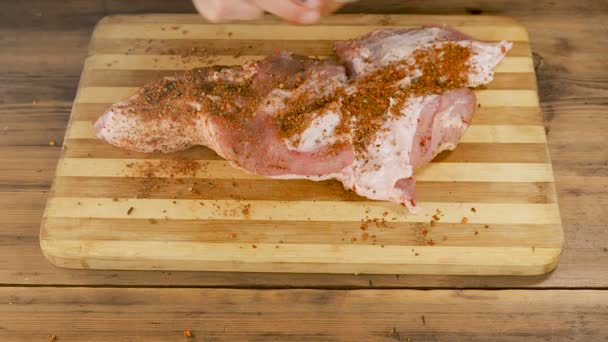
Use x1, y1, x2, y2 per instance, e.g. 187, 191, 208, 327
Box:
95, 27, 511, 211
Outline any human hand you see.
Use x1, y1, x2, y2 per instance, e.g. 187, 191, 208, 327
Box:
192, 0, 347, 24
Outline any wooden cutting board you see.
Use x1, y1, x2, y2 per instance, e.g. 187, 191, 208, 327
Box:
40, 14, 563, 275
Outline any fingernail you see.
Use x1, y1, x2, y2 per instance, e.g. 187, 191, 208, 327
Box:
299, 11, 320, 24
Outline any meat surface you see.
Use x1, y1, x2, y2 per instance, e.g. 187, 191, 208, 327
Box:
95, 27, 511, 211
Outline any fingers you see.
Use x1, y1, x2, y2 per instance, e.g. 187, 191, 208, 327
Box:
249, 0, 321, 24
193, 0, 263, 22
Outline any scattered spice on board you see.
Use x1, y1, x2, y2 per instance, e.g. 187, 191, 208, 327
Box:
421, 229, 428, 237
470, 207, 476, 213
183, 330, 193, 338
360, 220, 369, 230
229, 233, 237, 239
484, 225, 490, 229
427, 239, 435, 246
127, 207, 134, 215
474, 230, 479, 235
148, 219, 158, 224
461, 217, 468, 224
49, 335, 57, 342
251, 244, 257, 249
48, 139, 56, 146
430, 219, 437, 227
432, 214, 440, 221
241, 203, 251, 218
362, 232, 370, 241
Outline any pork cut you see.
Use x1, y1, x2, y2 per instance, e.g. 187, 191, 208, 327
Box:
94, 27, 511, 211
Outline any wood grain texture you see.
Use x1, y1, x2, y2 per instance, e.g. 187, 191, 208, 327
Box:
0, 0, 606, 287
1, 287, 607, 341
38, 14, 563, 275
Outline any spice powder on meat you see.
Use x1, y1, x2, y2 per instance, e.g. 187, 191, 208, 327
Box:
123, 42, 471, 156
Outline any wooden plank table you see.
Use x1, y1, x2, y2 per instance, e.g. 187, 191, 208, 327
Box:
1, 0, 607, 340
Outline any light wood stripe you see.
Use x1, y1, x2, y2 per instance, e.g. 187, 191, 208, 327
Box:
75, 87, 540, 107
94, 24, 529, 42
67, 120, 545, 143
71, 102, 544, 125
52, 177, 556, 203
40, 239, 560, 274
41, 217, 563, 247
44, 198, 561, 225
90, 38, 532, 57
85, 54, 533, 73
55, 158, 555, 182
460, 125, 546, 143
415, 162, 553, 182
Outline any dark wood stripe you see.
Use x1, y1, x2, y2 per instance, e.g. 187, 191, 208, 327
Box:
52, 177, 556, 203
41, 217, 562, 247
81, 69, 536, 90
64, 141, 223, 159
90, 38, 531, 57
63, 140, 549, 163
71, 103, 543, 125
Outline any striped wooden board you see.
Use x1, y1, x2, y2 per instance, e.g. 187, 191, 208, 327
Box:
40, 14, 563, 275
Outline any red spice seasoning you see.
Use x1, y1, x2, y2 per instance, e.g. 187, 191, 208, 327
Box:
183, 330, 193, 338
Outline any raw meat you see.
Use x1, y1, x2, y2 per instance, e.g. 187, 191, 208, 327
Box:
94, 27, 511, 211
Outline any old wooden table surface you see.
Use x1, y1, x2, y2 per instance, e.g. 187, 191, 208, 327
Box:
1, 0, 607, 340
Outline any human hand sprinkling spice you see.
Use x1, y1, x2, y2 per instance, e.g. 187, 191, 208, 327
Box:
192, 0, 347, 24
